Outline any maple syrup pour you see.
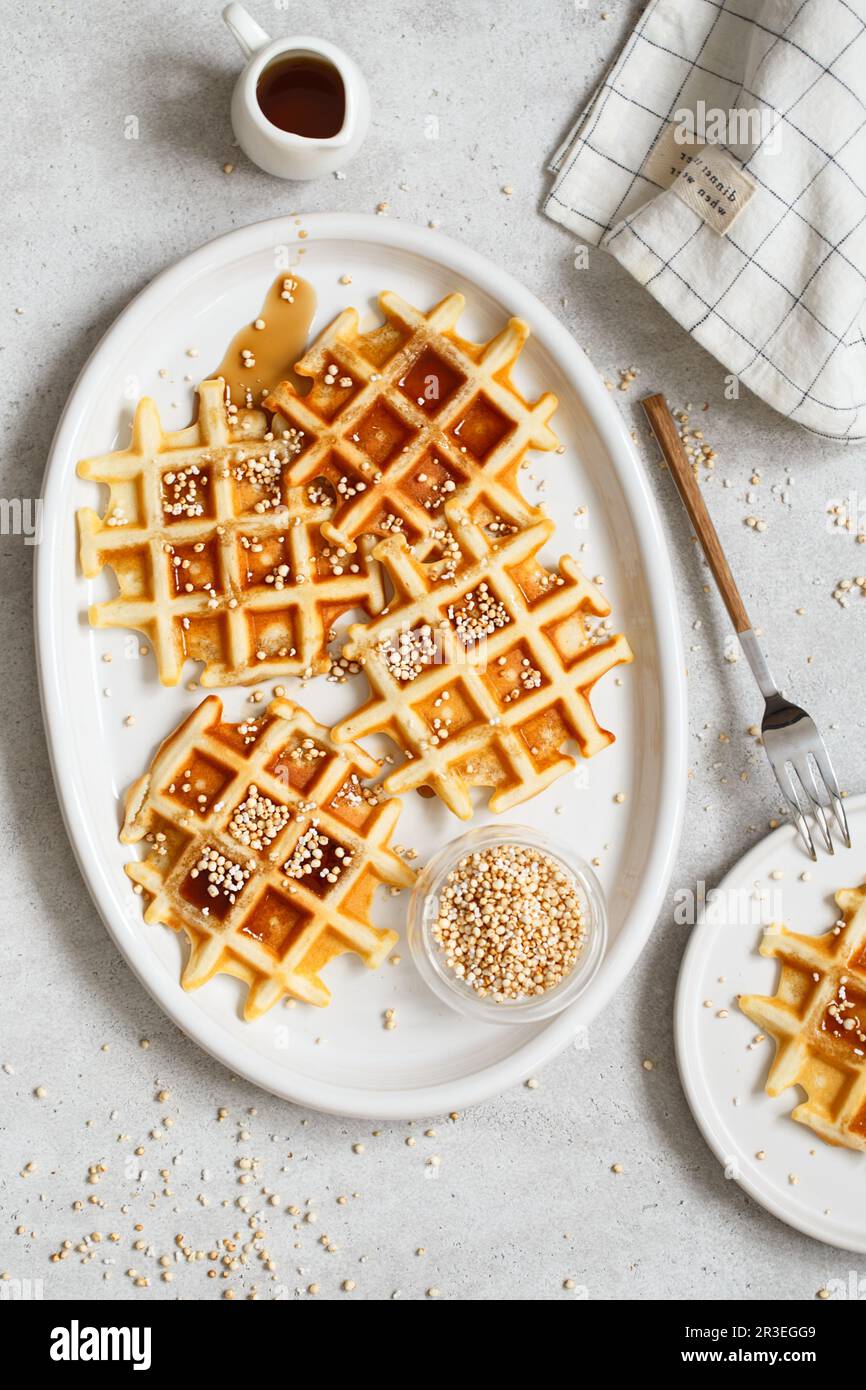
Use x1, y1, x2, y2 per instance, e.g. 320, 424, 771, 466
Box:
257, 55, 345, 139
208, 271, 317, 408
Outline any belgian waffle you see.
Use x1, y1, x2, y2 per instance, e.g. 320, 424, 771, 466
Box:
740, 885, 866, 1152
331, 502, 633, 819
121, 695, 415, 1019
265, 291, 559, 553
77, 380, 383, 686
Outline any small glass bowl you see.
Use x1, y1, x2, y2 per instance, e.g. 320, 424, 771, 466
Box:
407, 824, 608, 1025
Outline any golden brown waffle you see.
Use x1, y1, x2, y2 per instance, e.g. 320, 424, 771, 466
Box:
121, 695, 415, 1019
740, 884, 866, 1152
77, 379, 383, 686
331, 502, 633, 819
265, 291, 559, 553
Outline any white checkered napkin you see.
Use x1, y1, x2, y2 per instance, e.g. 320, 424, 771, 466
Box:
545, 0, 866, 441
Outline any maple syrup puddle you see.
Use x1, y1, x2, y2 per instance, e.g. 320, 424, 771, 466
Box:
206, 271, 317, 412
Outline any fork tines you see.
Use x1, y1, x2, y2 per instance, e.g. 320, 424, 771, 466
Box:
764, 710, 851, 860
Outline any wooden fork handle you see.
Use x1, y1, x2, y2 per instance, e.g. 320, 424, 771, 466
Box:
641, 393, 751, 635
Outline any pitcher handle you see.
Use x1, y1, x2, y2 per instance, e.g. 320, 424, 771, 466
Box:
222, 3, 271, 59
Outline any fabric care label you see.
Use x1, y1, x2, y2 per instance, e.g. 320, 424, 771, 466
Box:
643, 126, 756, 235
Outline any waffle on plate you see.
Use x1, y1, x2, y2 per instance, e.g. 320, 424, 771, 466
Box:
78, 380, 383, 686
740, 884, 866, 1152
265, 290, 559, 554
332, 501, 633, 819
121, 695, 415, 1018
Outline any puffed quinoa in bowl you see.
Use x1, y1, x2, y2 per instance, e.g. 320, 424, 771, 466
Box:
407, 825, 607, 1024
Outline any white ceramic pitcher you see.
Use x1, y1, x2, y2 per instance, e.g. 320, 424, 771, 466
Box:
222, 3, 370, 180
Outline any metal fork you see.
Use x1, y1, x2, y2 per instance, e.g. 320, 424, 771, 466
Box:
642, 394, 850, 860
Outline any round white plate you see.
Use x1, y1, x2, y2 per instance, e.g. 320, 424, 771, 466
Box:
37, 213, 687, 1118
676, 799, 866, 1252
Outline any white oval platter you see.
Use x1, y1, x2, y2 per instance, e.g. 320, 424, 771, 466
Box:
36, 214, 687, 1118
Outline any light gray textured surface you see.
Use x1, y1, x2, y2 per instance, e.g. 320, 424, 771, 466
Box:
2, 0, 864, 1301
